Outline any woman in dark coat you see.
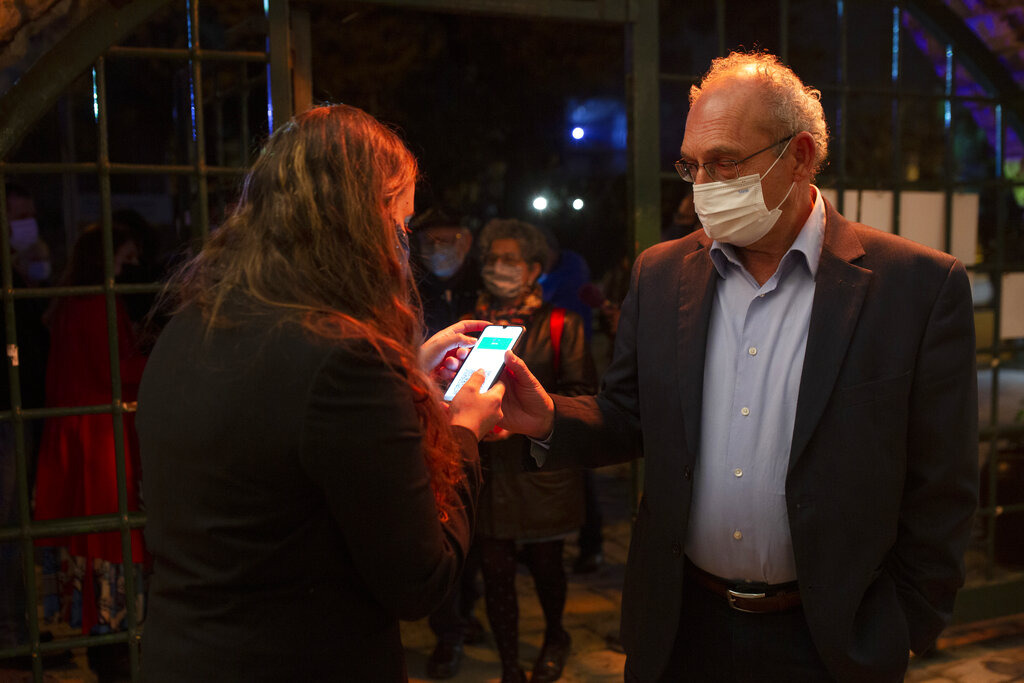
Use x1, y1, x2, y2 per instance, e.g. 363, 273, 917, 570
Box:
471, 219, 597, 683
136, 104, 504, 682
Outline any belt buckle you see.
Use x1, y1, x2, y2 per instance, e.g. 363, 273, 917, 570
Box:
726, 588, 767, 613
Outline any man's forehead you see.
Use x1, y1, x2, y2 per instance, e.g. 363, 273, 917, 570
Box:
681, 85, 773, 154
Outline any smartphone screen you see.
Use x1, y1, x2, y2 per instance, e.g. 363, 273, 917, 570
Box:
443, 324, 525, 402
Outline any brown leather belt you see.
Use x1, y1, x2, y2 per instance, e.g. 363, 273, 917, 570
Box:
685, 558, 802, 614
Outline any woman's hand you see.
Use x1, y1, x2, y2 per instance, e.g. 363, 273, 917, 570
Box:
448, 369, 505, 441
498, 351, 555, 439
420, 319, 491, 383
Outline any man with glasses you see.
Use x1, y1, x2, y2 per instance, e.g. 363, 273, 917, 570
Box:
498, 50, 977, 682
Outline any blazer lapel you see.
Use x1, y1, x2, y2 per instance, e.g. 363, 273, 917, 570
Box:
676, 238, 717, 459
788, 204, 871, 474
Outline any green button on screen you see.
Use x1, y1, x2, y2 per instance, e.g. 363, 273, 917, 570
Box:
477, 336, 513, 350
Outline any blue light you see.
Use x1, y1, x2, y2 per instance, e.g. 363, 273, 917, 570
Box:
532, 196, 548, 211
91, 67, 98, 121
891, 6, 900, 83
572, 127, 585, 140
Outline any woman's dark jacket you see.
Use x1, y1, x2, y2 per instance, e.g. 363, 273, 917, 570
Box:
136, 306, 481, 682
476, 303, 596, 540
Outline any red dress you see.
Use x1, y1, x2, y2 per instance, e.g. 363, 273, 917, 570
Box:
34, 294, 147, 566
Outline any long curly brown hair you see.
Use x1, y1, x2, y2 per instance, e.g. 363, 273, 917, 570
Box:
164, 104, 464, 517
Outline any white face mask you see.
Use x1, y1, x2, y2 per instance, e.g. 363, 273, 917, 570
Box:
692, 139, 794, 247
482, 262, 528, 300
8, 218, 39, 253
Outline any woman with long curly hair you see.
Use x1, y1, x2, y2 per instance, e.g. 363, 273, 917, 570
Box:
136, 104, 503, 682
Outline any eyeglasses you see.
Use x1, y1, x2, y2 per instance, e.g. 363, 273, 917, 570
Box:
483, 253, 524, 267
675, 134, 794, 183
417, 232, 465, 252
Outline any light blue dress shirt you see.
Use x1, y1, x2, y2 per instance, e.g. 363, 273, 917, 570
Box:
685, 187, 826, 584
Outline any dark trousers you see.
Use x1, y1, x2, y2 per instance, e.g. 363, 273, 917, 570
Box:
628, 566, 832, 683
428, 543, 481, 642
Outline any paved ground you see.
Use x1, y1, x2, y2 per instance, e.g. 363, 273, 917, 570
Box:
3, 462, 1024, 682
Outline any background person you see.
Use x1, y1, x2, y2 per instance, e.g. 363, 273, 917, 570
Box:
498, 50, 978, 682
33, 223, 147, 680
136, 104, 503, 683
472, 218, 596, 683
413, 206, 480, 337
411, 205, 485, 679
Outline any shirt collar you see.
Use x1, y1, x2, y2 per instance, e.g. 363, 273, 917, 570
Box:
709, 185, 826, 279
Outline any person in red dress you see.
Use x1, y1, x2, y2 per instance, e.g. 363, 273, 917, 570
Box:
33, 223, 147, 637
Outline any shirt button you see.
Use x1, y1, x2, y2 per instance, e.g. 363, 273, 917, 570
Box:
748, 346, 757, 356
733, 530, 743, 540
671, 543, 682, 557
683, 465, 692, 480
734, 468, 743, 477
740, 406, 750, 416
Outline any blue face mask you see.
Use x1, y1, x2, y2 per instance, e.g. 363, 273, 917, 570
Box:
395, 220, 411, 263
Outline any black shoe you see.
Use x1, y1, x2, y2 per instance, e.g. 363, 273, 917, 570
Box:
572, 551, 603, 574
426, 638, 464, 679
531, 630, 571, 683
462, 615, 485, 645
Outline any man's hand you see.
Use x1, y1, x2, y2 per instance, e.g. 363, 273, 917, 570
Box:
498, 351, 554, 439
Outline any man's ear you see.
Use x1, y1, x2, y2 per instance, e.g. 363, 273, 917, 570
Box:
791, 131, 817, 182
527, 261, 543, 283
459, 229, 473, 258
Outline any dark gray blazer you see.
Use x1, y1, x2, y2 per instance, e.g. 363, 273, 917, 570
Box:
137, 307, 481, 682
546, 199, 978, 682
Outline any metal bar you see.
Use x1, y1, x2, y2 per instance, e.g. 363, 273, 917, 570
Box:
890, 4, 902, 237
0, 629, 131, 660
0, 402, 139, 423
291, 8, 313, 115
0, 171, 44, 679
779, 0, 789, 63
835, 0, 848, 215
942, 44, 954, 255
268, 0, 293, 131
0, 0, 173, 159
716, 0, 725, 58
0, 161, 246, 176
94, 56, 142, 679
0, 512, 148, 542
189, 0, 211, 242
105, 45, 268, 62
353, 0, 631, 22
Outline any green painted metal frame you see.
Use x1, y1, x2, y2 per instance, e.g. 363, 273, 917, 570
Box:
0, 0, 276, 678
2, 1, 1021, 678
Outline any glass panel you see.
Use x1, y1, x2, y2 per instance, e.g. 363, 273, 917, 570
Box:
201, 0, 269, 53
844, 94, 894, 184
660, 80, 690, 171
105, 59, 180, 166
659, 1, 718, 78
846, 1, 894, 88
900, 9, 949, 94
118, 0, 188, 49
787, 0, 838, 92
722, 1, 781, 58
900, 94, 946, 184
952, 102, 998, 182
3, 74, 96, 165
202, 61, 267, 168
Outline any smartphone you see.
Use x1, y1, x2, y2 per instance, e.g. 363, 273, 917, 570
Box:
443, 324, 525, 402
